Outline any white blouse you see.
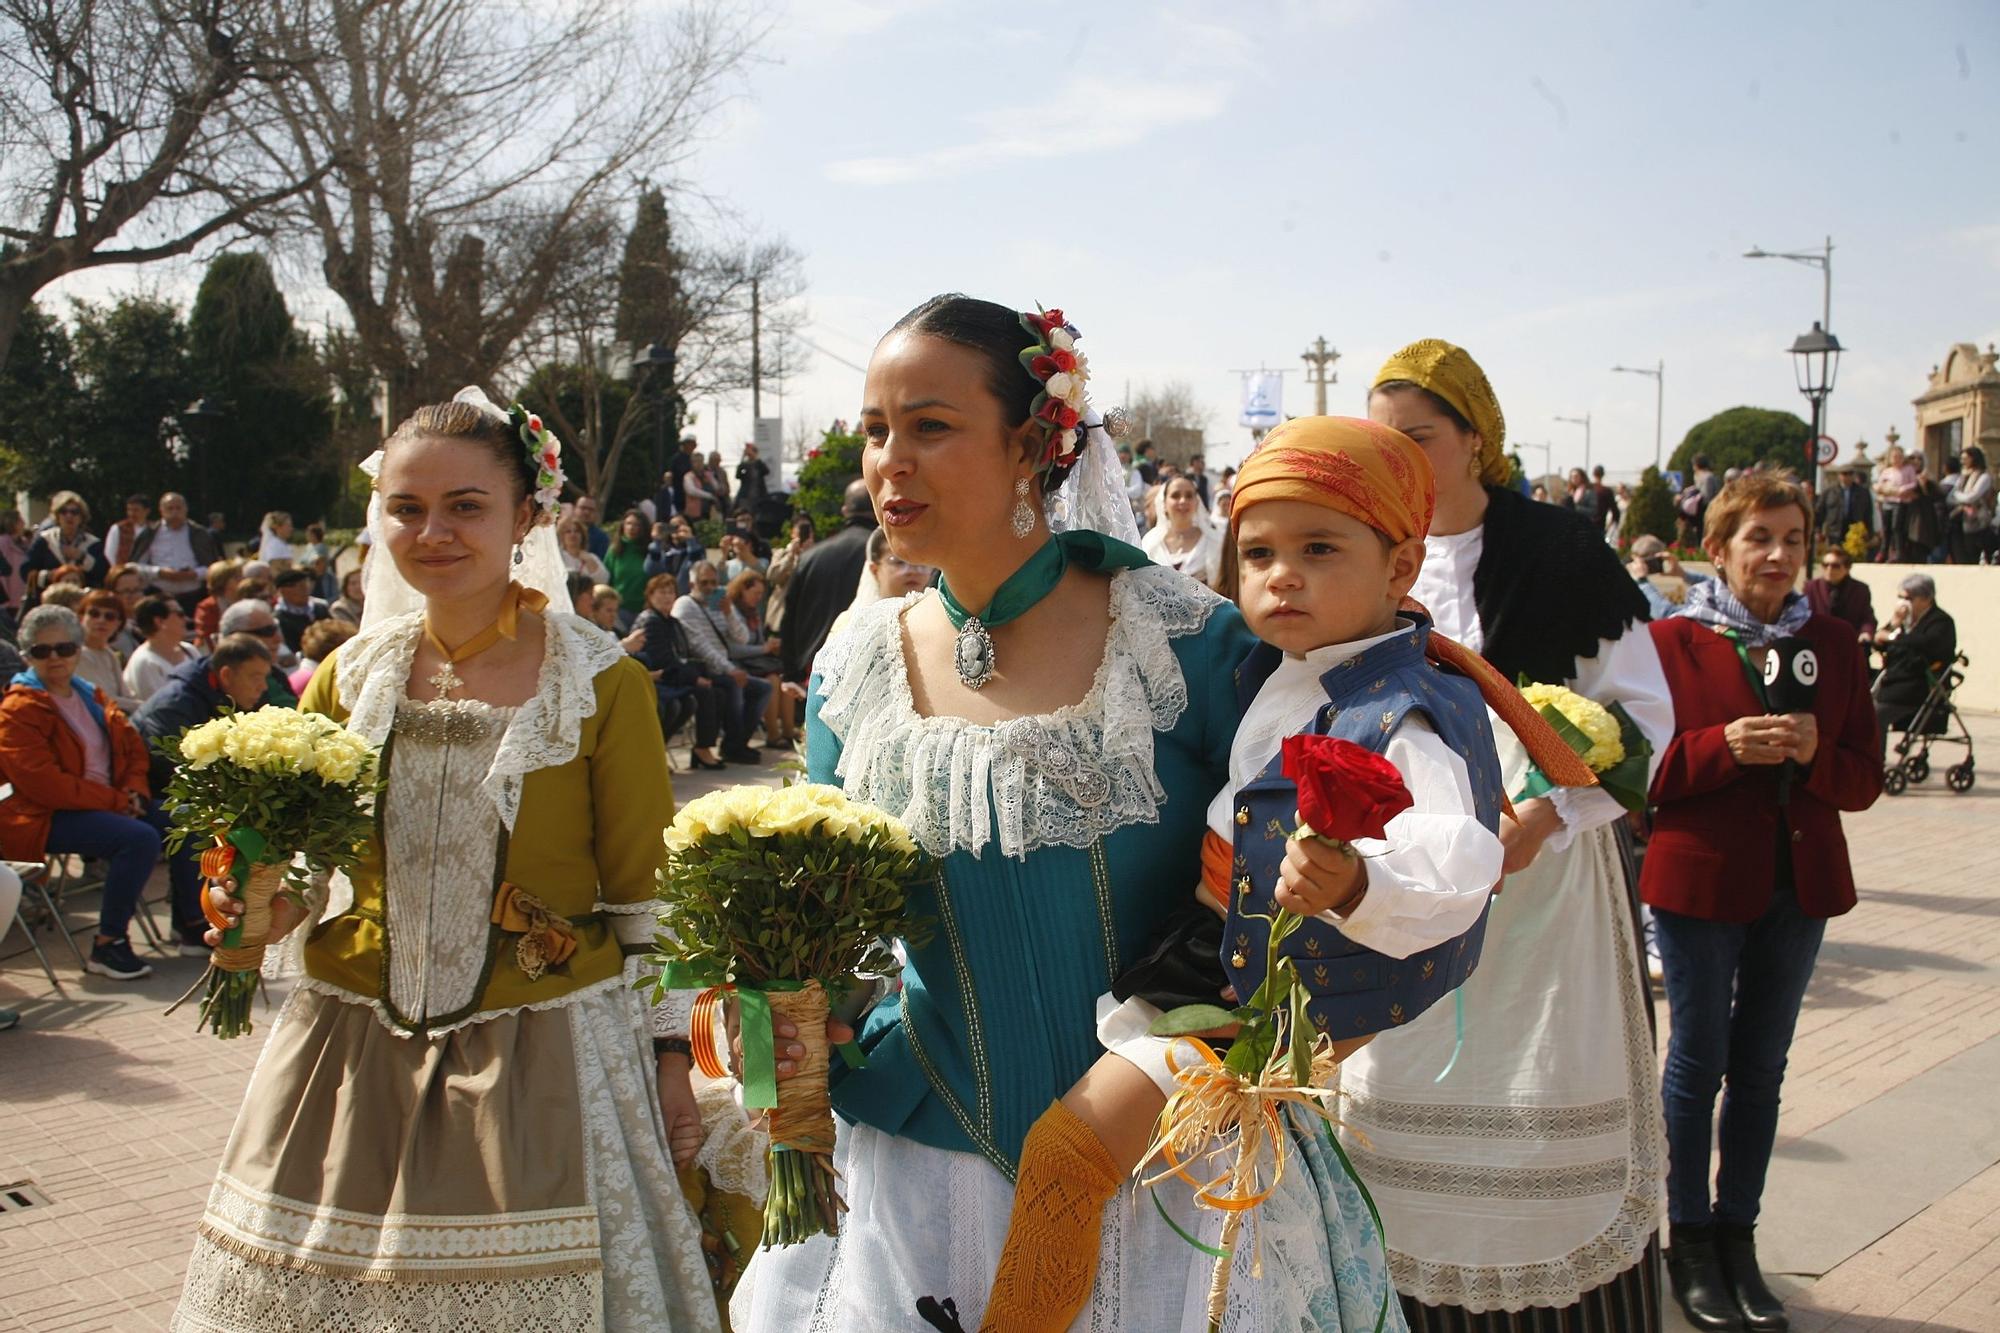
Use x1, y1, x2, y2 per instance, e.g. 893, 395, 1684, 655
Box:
1414, 523, 1673, 853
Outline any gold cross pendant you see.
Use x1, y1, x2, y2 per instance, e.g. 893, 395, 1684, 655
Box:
428, 659, 463, 700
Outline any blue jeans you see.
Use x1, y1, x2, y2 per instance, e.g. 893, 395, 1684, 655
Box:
45, 802, 204, 940
1654, 871, 1827, 1227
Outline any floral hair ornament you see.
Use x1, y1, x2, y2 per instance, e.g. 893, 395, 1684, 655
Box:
1019, 306, 1095, 469
508, 402, 566, 520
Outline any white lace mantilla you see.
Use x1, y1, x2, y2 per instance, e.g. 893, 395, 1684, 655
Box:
813, 565, 1220, 860
336, 608, 625, 832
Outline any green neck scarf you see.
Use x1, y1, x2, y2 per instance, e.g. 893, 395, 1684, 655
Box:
935, 531, 1150, 689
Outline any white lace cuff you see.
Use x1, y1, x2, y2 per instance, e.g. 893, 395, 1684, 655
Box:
601, 900, 661, 949
651, 987, 695, 1042
261, 864, 338, 981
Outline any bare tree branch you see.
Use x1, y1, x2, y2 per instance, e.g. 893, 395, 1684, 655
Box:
0, 0, 332, 364
245, 0, 770, 412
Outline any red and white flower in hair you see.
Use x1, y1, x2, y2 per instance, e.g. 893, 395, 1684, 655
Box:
1019, 305, 1092, 464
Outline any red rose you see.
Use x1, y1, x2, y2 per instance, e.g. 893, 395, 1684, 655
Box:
1030, 354, 1058, 380
528, 415, 543, 432
1055, 403, 1080, 429
1280, 735, 1413, 843
1042, 308, 1065, 330
1051, 348, 1077, 372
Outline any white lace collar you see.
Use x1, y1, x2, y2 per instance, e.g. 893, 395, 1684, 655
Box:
813, 564, 1221, 860
336, 608, 624, 831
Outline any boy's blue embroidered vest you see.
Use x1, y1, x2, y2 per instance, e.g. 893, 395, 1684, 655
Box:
1221, 616, 1506, 1040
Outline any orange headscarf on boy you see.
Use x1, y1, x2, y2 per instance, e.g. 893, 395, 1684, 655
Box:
1230, 416, 1435, 542
1225, 414, 1598, 794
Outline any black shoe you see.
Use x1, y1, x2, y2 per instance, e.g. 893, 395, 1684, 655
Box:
690, 751, 727, 771
763, 735, 795, 752
1716, 1223, 1788, 1330
1668, 1225, 1745, 1331
0, 1010, 19, 1032
722, 746, 762, 765
86, 935, 154, 981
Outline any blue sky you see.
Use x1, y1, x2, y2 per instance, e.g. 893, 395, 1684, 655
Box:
688, 0, 1998, 481
44, 0, 1999, 485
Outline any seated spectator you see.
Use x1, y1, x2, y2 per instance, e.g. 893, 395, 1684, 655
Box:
133, 634, 280, 799
629, 573, 724, 770
672, 561, 770, 765
291, 618, 357, 697
646, 515, 707, 595
76, 590, 140, 712
217, 599, 299, 702
330, 568, 366, 625
565, 571, 598, 622
103, 563, 147, 656
124, 596, 194, 703
38, 582, 85, 613
235, 576, 274, 612
1871, 573, 1956, 748
558, 516, 610, 583
1803, 547, 1876, 646
590, 583, 625, 634
722, 569, 793, 749
192, 560, 243, 650
25, 491, 106, 591
272, 568, 331, 653
0, 605, 201, 975
300, 522, 336, 599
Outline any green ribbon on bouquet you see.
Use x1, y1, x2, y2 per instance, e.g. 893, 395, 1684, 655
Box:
651, 963, 867, 1111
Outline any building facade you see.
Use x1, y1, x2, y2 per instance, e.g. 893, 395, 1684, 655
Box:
1912, 342, 2000, 473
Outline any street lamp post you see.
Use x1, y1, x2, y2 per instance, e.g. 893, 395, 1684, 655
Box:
179, 397, 229, 518
1788, 322, 1843, 476
1744, 236, 1833, 330
1745, 236, 1842, 479
631, 342, 676, 489
1611, 361, 1665, 471
1554, 413, 1592, 473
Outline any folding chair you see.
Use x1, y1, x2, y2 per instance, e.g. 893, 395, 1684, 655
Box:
4, 859, 69, 992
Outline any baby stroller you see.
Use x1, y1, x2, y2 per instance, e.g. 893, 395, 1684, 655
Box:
1878, 650, 1975, 795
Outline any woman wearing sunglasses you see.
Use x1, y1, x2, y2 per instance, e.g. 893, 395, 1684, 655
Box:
25, 491, 107, 591
0, 605, 198, 980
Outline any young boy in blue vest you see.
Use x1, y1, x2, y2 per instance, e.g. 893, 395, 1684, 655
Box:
974, 417, 1598, 1332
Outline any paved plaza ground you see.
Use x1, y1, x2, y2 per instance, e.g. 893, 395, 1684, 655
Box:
2, 718, 1997, 1332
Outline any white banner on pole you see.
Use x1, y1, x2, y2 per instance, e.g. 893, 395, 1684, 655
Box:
754, 417, 785, 490
1239, 372, 1283, 429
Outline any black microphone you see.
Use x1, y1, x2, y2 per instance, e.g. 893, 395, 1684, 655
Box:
1762, 636, 1820, 804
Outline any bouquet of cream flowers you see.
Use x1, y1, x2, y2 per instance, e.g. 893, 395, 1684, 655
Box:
649, 782, 931, 1247
161, 706, 381, 1037
1513, 682, 1652, 812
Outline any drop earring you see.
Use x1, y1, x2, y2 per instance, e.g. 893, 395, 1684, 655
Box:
1010, 477, 1036, 539
513, 543, 525, 567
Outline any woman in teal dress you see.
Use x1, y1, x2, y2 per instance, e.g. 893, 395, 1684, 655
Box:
730, 295, 1401, 1333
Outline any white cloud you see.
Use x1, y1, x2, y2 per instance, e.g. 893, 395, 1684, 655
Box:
824, 75, 1230, 185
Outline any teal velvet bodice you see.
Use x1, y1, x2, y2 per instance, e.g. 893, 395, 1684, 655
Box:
804, 594, 1255, 1179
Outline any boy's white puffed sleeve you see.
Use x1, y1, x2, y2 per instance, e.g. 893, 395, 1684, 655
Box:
1323, 716, 1503, 959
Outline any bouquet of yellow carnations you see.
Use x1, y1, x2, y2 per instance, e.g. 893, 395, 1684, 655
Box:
159, 706, 381, 1038
647, 782, 931, 1247
1512, 682, 1652, 813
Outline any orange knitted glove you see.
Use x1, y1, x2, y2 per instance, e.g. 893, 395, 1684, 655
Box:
980, 1100, 1123, 1333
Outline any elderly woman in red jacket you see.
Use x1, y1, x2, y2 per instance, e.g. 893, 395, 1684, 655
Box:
0, 604, 178, 982
1645, 471, 1881, 1333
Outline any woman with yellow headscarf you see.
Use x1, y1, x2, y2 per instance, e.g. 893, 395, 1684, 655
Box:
1335, 340, 1678, 1333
